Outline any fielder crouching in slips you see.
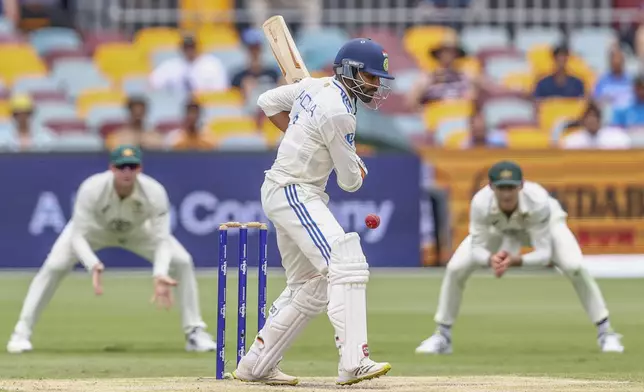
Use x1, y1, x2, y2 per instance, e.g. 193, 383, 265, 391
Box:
7, 145, 216, 354
415, 160, 624, 355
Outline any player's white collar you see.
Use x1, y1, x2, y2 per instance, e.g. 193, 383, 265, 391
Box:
331, 78, 357, 114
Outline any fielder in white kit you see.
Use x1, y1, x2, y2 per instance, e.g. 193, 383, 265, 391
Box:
7, 145, 217, 354
230, 38, 393, 386
416, 160, 624, 355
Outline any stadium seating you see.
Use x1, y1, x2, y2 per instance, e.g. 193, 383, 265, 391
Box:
0, 18, 637, 152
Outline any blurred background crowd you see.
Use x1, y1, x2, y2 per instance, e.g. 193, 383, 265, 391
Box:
1, 0, 644, 153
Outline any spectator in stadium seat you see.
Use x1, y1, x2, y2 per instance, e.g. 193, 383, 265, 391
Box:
593, 45, 633, 109
150, 35, 229, 93
533, 45, 585, 99
105, 97, 163, 151
406, 37, 474, 109
166, 101, 216, 151
231, 28, 280, 98
7, 94, 36, 151
460, 111, 506, 149
612, 75, 644, 129
562, 101, 631, 149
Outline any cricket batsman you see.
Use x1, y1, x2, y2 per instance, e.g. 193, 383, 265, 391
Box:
7, 145, 217, 354
415, 161, 624, 355
229, 38, 393, 386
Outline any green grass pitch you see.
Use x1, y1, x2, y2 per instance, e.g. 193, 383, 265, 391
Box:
0, 269, 643, 391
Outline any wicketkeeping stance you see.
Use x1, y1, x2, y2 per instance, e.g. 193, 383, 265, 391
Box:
416, 161, 624, 355
7, 145, 216, 354
230, 38, 393, 386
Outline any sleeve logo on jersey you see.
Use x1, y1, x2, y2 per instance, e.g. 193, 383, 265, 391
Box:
345, 133, 355, 146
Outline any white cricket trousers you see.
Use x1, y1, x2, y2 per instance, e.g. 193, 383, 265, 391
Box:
261, 179, 346, 283
12, 224, 207, 338
435, 218, 610, 326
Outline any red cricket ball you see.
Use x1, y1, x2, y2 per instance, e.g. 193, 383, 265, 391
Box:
365, 214, 380, 229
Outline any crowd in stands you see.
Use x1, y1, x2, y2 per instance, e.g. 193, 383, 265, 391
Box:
4, 0, 644, 152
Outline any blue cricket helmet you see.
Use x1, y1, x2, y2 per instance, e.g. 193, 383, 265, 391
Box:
333, 38, 394, 80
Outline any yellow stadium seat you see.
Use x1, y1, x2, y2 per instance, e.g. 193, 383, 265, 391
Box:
0, 101, 9, 119
0, 45, 46, 84
197, 25, 239, 52
502, 72, 536, 93
208, 116, 258, 139
457, 57, 481, 78
403, 26, 457, 66
423, 99, 473, 131
506, 125, 541, 133
538, 98, 586, 133
94, 43, 150, 82
134, 27, 182, 56
76, 89, 126, 118
507, 131, 551, 149
180, 0, 233, 30
443, 129, 468, 149
262, 118, 283, 146
194, 89, 244, 106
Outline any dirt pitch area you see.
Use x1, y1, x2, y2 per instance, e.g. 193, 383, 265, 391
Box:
0, 376, 641, 392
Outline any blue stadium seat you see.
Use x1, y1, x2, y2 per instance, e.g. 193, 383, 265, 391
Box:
391, 69, 421, 93
570, 28, 616, 59
485, 57, 530, 81
52, 59, 111, 98
203, 106, 245, 122
32, 103, 77, 125
461, 27, 510, 53
51, 133, 104, 151
0, 17, 14, 34
13, 76, 61, 94
217, 135, 268, 151
212, 48, 249, 74
122, 76, 151, 95
296, 27, 349, 71
147, 91, 186, 124
484, 98, 535, 128
86, 106, 128, 131
151, 49, 181, 68
29, 27, 82, 56
514, 28, 564, 52
391, 114, 425, 137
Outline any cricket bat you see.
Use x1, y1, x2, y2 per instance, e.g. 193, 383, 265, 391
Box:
262, 15, 310, 84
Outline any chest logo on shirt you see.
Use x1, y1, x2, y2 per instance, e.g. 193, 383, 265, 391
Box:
345, 133, 355, 146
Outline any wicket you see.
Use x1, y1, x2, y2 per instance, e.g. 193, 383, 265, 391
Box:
216, 221, 268, 380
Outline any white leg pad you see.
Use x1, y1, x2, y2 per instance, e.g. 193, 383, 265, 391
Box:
249, 275, 328, 377
327, 233, 370, 372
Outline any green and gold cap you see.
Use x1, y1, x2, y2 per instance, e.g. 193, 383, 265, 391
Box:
488, 160, 523, 186
110, 144, 142, 166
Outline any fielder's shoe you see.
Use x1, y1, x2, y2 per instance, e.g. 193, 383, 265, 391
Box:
185, 327, 217, 352
599, 332, 624, 353
337, 357, 392, 386
229, 359, 299, 386
415, 333, 452, 354
7, 333, 32, 354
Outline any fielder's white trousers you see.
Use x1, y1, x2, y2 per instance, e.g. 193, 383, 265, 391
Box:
435, 218, 610, 326
12, 224, 207, 338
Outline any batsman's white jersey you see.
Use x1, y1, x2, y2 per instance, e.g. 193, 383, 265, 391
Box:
9, 171, 207, 341
236, 77, 381, 379
434, 180, 610, 326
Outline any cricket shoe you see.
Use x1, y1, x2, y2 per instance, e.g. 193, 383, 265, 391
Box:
229, 356, 299, 386
184, 327, 217, 352
415, 333, 452, 355
7, 333, 32, 354
599, 332, 624, 353
337, 357, 392, 386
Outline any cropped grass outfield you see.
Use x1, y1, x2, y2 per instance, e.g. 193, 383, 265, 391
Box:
0, 270, 643, 391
